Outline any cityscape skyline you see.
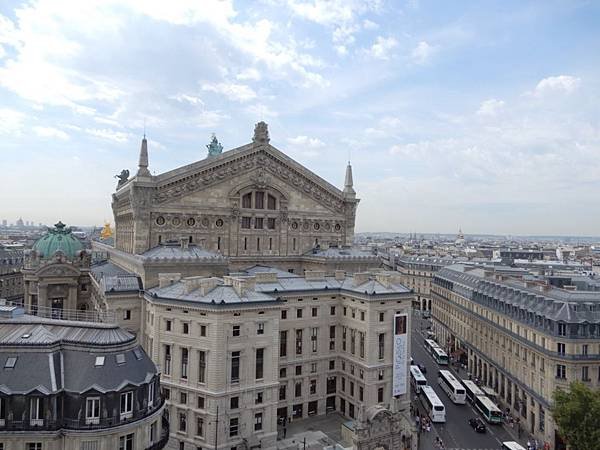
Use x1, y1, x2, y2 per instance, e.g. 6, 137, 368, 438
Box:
1, 1, 600, 235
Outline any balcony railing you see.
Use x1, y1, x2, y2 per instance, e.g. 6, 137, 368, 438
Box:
0, 398, 165, 432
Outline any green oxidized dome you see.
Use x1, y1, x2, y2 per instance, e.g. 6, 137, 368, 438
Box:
33, 221, 84, 259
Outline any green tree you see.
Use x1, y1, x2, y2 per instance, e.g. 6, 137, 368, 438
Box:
552, 381, 600, 450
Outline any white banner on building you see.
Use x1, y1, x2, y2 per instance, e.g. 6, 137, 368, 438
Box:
392, 313, 408, 396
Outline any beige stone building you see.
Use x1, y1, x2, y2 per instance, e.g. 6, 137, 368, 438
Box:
86, 122, 416, 450
141, 269, 415, 450
431, 264, 600, 450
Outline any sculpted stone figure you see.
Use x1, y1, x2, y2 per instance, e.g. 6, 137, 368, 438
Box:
115, 169, 130, 188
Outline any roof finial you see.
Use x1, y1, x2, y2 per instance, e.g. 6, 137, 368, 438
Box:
137, 134, 151, 178
343, 161, 355, 198
253, 121, 270, 145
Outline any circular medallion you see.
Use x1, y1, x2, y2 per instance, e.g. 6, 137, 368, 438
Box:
215, 218, 224, 228
172, 217, 181, 227
201, 217, 209, 227
156, 216, 165, 226
291, 221, 298, 230
302, 222, 309, 231
325, 223, 331, 231
314, 223, 320, 231
335, 223, 341, 231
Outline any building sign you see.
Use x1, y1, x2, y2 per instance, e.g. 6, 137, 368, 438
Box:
392, 313, 408, 396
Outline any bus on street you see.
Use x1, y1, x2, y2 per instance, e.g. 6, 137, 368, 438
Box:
462, 379, 485, 404
438, 370, 466, 404
474, 395, 504, 424
410, 365, 427, 393
420, 385, 446, 423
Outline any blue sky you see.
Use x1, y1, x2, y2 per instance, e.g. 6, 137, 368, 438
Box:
1, 0, 599, 235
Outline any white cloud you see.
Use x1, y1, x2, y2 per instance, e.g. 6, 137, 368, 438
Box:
85, 128, 130, 143
245, 103, 279, 119
0, 108, 25, 134
33, 126, 69, 140
335, 45, 348, 56
411, 41, 434, 64
202, 82, 257, 102
534, 75, 581, 95
191, 110, 230, 128
236, 68, 262, 81
170, 94, 204, 105
369, 36, 398, 60
362, 19, 378, 30
287, 135, 325, 147
477, 98, 505, 116
287, 0, 360, 26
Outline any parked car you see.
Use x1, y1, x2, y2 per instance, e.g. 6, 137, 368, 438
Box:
469, 417, 486, 433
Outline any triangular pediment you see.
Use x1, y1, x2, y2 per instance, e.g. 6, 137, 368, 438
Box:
152, 143, 346, 213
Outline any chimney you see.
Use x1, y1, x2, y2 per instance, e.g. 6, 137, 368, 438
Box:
158, 273, 181, 288
353, 272, 371, 286
334, 270, 346, 281
304, 270, 325, 281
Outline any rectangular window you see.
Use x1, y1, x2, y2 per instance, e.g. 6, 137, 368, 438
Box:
85, 397, 100, 424
311, 327, 318, 353
359, 332, 365, 358
120, 392, 133, 419
254, 412, 263, 431
293, 238, 296, 251
231, 351, 240, 383
350, 329, 356, 354
312, 307, 318, 317
255, 392, 263, 404
279, 384, 286, 400
310, 379, 317, 395
280, 367, 287, 378
558, 323, 567, 336
582, 344, 589, 356
183, 322, 189, 334
229, 418, 239, 437
330, 306, 336, 315
359, 386, 364, 401
242, 193, 252, 208
196, 416, 204, 437
256, 348, 264, 380
295, 381, 302, 397
148, 381, 155, 407
311, 362, 317, 373
257, 323, 265, 335
197, 396, 205, 409
230, 396, 239, 409
329, 325, 336, 339
280, 330, 287, 357
118, 434, 134, 450
255, 217, 264, 229
557, 343, 565, 355
180, 392, 187, 404
379, 312, 385, 322
193, 351, 204, 384
295, 365, 302, 376
164, 345, 172, 375
378, 387, 384, 403
27, 445, 43, 450
166, 320, 172, 331
181, 348, 188, 379
342, 327, 347, 351
179, 411, 187, 432
281, 310, 287, 319
297, 308, 303, 318
556, 364, 566, 379
360, 311, 365, 321
296, 329, 303, 355
232, 325, 240, 337
582, 366, 590, 381
123, 309, 131, 320
329, 360, 335, 370
255, 191, 265, 209
267, 194, 276, 210
267, 218, 276, 229
241, 217, 251, 229
378, 333, 385, 360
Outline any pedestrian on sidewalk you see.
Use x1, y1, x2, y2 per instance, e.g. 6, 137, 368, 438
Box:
527, 440, 531, 450
533, 439, 538, 450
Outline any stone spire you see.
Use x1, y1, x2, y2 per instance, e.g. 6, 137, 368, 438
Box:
137, 136, 151, 177
343, 161, 355, 198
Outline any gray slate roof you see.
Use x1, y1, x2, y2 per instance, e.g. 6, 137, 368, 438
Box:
91, 261, 142, 293
141, 244, 226, 261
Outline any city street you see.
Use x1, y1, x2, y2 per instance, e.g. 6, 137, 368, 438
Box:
411, 312, 526, 450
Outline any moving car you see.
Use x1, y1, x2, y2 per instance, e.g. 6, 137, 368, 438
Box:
469, 417, 486, 433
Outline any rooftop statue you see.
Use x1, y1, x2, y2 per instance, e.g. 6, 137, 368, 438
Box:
206, 133, 223, 157
115, 169, 130, 188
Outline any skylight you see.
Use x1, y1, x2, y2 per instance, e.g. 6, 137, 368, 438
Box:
133, 347, 143, 360
116, 353, 126, 365
4, 357, 17, 369
95, 356, 105, 367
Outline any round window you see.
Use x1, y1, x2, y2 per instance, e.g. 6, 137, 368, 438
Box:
156, 216, 165, 226
291, 222, 298, 230
314, 223, 320, 231
334, 223, 341, 231
216, 218, 224, 228
187, 217, 196, 227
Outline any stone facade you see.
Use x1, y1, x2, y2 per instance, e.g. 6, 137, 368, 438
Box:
111, 123, 359, 261
0, 248, 23, 302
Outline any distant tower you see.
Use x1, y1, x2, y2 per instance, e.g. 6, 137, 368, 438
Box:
206, 133, 223, 158
137, 136, 151, 177
16, 217, 24, 227
456, 227, 465, 245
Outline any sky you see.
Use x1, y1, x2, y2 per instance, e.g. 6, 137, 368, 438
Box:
1, 0, 599, 236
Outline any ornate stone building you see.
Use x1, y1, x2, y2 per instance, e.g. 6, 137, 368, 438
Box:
108, 122, 367, 278
0, 247, 24, 302
22, 222, 94, 316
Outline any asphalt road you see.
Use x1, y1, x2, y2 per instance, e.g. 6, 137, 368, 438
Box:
411, 313, 519, 450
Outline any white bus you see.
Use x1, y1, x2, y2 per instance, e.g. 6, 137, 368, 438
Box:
462, 379, 485, 404
410, 365, 427, 393
424, 339, 440, 354
420, 385, 446, 423
474, 395, 504, 424
431, 347, 449, 365
437, 370, 466, 404
501, 442, 527, 450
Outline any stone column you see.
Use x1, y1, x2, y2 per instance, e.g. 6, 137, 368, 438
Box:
38, 283, 48, 310
68, 284, 78, 310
